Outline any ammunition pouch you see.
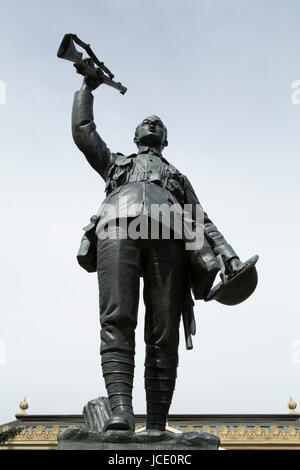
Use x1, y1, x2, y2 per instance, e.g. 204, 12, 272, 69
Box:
77, 215, 100, 273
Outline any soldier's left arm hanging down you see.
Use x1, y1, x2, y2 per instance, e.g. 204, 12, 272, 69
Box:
183, 176, 241, 261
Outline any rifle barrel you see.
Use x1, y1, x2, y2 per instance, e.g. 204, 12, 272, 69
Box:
102, 76, 127, 95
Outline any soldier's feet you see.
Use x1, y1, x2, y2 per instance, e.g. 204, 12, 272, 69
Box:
103, 411, 135, 432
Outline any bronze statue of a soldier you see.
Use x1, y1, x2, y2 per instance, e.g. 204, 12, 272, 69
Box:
59, 35, 258, 433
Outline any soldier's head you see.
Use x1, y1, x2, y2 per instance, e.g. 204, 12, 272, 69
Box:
134, 115, 168, 151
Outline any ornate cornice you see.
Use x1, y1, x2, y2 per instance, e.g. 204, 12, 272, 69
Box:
186, 425, 300, 443
0, 425, 65, 441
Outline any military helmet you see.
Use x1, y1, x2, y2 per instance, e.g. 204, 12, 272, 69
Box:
205, 255, 259, 306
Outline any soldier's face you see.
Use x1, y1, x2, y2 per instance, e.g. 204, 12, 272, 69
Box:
135, 115, 167, 148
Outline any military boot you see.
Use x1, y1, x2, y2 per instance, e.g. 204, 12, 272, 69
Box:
101, 353, 135, 432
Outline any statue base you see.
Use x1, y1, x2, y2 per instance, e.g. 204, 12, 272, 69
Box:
58, 428, 220, 451
57, 397, 220, 450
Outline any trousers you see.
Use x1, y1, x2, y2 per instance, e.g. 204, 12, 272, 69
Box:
97, 221, 186, 364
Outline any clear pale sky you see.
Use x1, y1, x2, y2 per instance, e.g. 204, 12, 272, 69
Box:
0, 0, 300, 424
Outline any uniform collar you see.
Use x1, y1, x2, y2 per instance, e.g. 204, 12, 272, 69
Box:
137, 145, 163, 158
137, 146, 169, 164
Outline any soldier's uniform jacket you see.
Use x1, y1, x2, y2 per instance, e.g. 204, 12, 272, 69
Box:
72, 86, 237, 300
97, 149, 190, 231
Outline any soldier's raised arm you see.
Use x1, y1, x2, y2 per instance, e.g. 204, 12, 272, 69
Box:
72, 77, 115, 181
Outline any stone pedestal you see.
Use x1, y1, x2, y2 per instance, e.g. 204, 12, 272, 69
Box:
58, 428, 220, 451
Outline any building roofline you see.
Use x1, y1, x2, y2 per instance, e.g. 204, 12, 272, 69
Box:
7, 413, 299, 426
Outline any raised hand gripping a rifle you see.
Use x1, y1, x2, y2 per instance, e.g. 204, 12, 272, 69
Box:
58, 34, 258, 434
57, 34, 127, 94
